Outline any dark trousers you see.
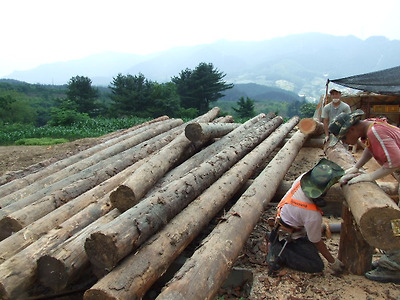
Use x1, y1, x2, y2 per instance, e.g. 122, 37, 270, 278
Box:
267, 230, 324, 273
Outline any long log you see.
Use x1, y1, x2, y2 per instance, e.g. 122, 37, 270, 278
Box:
108, 108, 221, 212
83, 117, 299, 300
0, 121, 184, 240
0, 118, 182, 209
84, 116, 284, 273
0, 155, 152, 264
184, 122, 240, 142
156, 130, 308, 300
37, 209, 121, 291
281, 137, 324, 148
0, 202, 120, 300
148, 113, 273, 193
325, 142, 400, 250
298, 118, 324, 136
0, 116, 170, 196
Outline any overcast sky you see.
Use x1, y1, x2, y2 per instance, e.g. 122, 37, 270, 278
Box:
1, 0, 399, 78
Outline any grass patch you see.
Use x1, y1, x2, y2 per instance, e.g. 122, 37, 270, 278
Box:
15, 138, 69, 146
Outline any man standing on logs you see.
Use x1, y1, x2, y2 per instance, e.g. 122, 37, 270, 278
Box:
329, 109, 400, 283
267, 158, 345, 274
321, 89, 351, 143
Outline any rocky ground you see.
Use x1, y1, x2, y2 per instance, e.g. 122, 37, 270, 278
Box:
0, 139, 399, 300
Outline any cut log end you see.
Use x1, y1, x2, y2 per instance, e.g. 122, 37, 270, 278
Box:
110, 185, 138, 212
0, 217, 23, 241
37, 255, 68, 291
359, 207, 400, 251
84, 289, 117, 300
184, 123, 203, 142
84, 232, 119, 272
298, 118, 324, 136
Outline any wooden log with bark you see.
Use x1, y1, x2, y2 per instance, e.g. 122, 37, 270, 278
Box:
0, 121, 184, 240
0, 203, 120, 300
83, 117, 299, 300
325, 142, 400, 251
156, 130, 308, 300
108, 108, 221, 212
0, 118, 182, 210
84, 116, 284, 273
0, 155, 152, 263
0, 116, 170, 196
298, 118, 325, 136
184, 122, 240, 142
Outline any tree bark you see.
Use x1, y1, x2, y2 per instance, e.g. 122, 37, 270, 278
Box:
37, 209, 121, 292
281, 137, 324, 148
109, 108, 221, 212
83, 117, 299, 300
298, 118, 324, 136
0, 121, 184, 240
325, 142, 400, 250
184, 122, 240, 142
156, 130, 308, 300
84, 116, 284, 273
338, 202, 373, 275
0, 116, 170, 187
0, 118, 182, 209
0, 156, 151, 263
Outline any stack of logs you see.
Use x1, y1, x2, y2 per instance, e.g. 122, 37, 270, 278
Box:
0, 109, 399, 300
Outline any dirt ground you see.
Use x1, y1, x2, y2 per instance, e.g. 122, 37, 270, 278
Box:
0, 140, 399, 300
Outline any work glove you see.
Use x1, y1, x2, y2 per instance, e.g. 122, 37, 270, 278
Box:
347, 173, 372, 185
324, 136, 329, 144
347, 167, 395, 185
339, 173, 360, 186
329, 258, 345, 273
345, 166, 359, 175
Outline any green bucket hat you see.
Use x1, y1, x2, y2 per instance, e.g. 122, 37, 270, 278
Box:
328, 109, 365, 140
300, 158, 344, 199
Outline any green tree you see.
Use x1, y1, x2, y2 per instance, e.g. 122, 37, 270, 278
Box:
0, 90, 37, 124
148, 82, 182, 117
48, 98, 90, 126
172, 62, 233, 114
232, 97, 256, 118
108, 73, 154, 117
66, 76, 99, 116
299, 102, 318, 118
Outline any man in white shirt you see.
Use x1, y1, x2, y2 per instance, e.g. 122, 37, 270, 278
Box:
321, 89, 351, 142
267, 159, 345, 274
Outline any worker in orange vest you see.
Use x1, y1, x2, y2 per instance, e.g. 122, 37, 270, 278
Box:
267, 158, 345, 274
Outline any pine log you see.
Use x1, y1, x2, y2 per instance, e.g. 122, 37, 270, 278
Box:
325, 142, 400, 250
37, 209, 121, 291
156, 130, 308, 300
281, 137, 324, 148
0, 116, 171, 196
184, 122, 240, 142
149, 113, 273, 192
0, 118, 182, 209
298, 118, 324, 136
0, 155, 151, 264
84, 116, 284, 273
108, 107, 221, 212
83, 117, 299, 300
0, 201, 119, 300
338, 202, 373, 275
0, 121, 183, 240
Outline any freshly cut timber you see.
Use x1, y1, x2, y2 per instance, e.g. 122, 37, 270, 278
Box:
298, 118, 324, 136
0, 115, 170, 187
0, 122, 184, 240
149, 113, 273, 192
0, 155, 151, 263
109, 107, 222, 212
0, 118, 182, 209
37, 209, 121, 291
84, 116, 284, 273
83, 117, 299, 300
156, 130, 308, 300
184, 122, 240, 142
0, 203, 120, 300
325, 142, 400, 250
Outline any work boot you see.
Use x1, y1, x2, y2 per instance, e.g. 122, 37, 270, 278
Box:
365, 267, 400, 284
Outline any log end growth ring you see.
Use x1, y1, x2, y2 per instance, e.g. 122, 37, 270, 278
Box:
84, 232, 119, 272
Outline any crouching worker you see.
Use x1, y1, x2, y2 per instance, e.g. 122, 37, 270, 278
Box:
267, 158, 345, 274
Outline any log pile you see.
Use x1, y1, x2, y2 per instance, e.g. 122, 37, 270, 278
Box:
0, 107, 397, 299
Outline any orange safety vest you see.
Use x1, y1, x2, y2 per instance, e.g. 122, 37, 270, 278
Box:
277, 181, 323, 217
